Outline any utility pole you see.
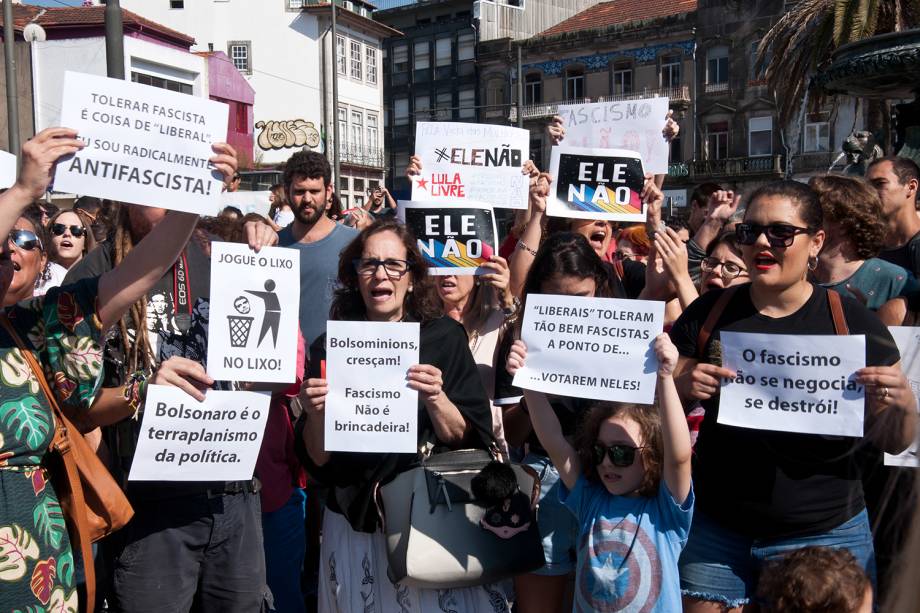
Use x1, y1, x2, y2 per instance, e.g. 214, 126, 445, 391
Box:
4, 0, 21, 160
516, 44, 523, 129
105, 0, 125, 79
331, 2, 341, 194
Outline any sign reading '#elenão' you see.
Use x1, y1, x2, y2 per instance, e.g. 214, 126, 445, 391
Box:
512, 294, 664, 404
557, 97, 671, 174
718, 332, 866, 437
325, 321, 420, 453
54, 71, 229, 214
129, 385, 271, 481
547, 146, 646, 222
412, 121, 530, 209
207, 242, 301, 384
398, 200, 498, 275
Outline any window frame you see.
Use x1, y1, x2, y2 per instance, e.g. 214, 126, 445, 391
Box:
524, 72, 542, 105
392, 44, 409, 73
564, 66, 585, 100
706, 46, 729, 85
435, 36, 452, 68
336, 36, 347, 76
228, 40, 252, 75
350, 40, 362, 80
804, 120, 830, 153
458, 88, 476, 119
613, 60, 633, 95
660, 54, 681, 89
748, 116, 773, 157
705, 121, 729, 160
366, 46, 377, 85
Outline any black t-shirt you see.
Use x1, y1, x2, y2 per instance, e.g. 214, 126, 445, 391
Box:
620, 258, 646, 299
879, 230, 920, 277
294, 316, 494, 533
64, 235, 225, 501
669, 284, 900, 539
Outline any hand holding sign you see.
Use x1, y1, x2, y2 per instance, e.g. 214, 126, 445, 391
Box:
14, 128, 85, 200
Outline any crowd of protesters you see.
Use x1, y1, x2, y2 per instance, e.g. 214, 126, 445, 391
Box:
3, 116, 920, 613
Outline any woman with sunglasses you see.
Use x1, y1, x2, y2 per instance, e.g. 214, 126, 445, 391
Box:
294, 219, 501, 612
34, 209, 97, 296
668, 180, 916, 612
0, 128, 239, 610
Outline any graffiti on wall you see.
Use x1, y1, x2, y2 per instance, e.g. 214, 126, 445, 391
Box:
255, 119, 322, 150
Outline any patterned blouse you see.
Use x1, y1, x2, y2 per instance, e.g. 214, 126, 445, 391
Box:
0, 277, 103, 611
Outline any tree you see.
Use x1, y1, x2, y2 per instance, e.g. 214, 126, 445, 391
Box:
758, 0, 920, 136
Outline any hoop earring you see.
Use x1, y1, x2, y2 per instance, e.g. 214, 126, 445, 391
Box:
807, 256, 818, 271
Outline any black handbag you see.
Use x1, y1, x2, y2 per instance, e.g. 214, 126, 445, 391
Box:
377, 448, 546, 589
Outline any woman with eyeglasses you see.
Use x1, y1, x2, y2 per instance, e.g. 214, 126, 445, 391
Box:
294, 219, 502, 612
0, 128, 239, 611
34, 209, 97, 296
668, 180, 916, 613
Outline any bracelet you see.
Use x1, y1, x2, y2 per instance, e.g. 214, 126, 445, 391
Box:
517, 239, 537, 256
123, 370, 149, 420
502, 296, 521, 319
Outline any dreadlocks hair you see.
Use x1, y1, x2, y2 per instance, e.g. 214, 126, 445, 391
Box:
112, 206, 155, 375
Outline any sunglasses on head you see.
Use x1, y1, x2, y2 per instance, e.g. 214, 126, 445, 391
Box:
51, 223, 87, 238
9, 229, 43, 252
735, 223, 814, 248
592, 443, 645, 468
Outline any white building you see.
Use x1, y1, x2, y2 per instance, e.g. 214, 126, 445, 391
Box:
110, 0, 397, 204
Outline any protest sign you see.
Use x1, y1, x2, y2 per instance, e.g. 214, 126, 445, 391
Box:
557, 97, 671, 174
207, 242, 301, 383
219, 190, 272, 218
885, 326, 920, 467
547, 146, 646, 222
411, 121, 529, 209
325, 320, 420, 453
0, 150, 15, 190
512, 294, 664, 404
54, 71, 229, 214
399, 200, 498, 275
129, 385, 271, 481
718, 332, 866, 437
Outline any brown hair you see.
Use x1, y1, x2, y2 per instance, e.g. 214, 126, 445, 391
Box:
809, 175, 885, 260
574, 402, 662, 498
758, 546, 870, 613
330, 219, 442, 322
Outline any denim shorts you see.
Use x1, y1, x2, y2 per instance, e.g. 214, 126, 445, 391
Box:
679, 508, 876, 608
523, 452, 578, 576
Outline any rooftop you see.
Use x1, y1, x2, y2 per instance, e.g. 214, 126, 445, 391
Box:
539, 0, 697, 37
0, 2, 195, 47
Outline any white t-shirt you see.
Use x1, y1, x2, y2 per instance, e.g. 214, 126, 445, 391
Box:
33, 261, 69, 297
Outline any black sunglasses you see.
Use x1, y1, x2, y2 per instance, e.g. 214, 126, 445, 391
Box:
51, 223, 87, 238
353, 258, 411, 279
592, 443, 646, 468
735, 223, 814, 248
9, 229, 43, 252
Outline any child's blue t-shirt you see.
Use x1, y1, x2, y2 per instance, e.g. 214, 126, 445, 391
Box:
560, 475, 694, 612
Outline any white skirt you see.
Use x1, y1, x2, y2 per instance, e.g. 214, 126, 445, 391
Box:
318, 508, 513, 613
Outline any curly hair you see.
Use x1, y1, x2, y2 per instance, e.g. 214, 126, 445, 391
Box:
809, 175, 886, 260
282, 150, 331, 190
574, 402, 663, 498
757, 546, 870, 613
330, 219, 442, 323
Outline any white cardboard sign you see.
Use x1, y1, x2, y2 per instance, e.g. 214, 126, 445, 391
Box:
207, 242, 301, 383
411, 121, 530, 209
54, 71, 229, 214
512, 294, 664, 404
0, 150, 15, 190
718, 332, 866, 437
129, 385, 271, 481
325, 320, 420, 453
557, 97, 671, 174
885, 326, 920, 467
547, 146, 646, 222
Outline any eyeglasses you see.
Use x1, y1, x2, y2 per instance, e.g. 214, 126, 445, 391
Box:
592, 443, 646, 468
735, 223, 814, 248
353, 258, 411, 279
51, 223, 87, 238
701, 257, 747, 280
9, 229, 43, 252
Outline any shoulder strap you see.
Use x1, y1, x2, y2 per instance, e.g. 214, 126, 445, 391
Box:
696, 286, 741, 358
826, 289, 849, 335
0, 314, 97, 612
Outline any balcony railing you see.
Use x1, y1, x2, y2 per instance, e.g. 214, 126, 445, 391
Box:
704, 82, 730, 94
792, 151, 835, 173
329, 142, 385, 169
668, 155, 784, 179
509, 85, 691, 122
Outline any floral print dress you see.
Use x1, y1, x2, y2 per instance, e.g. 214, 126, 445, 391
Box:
0, 278, 103, 612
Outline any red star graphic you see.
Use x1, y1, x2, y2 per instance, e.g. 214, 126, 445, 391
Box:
416, 177, 428, 191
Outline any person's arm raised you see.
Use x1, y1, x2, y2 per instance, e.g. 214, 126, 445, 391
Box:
96, 143, 238, 330
0, 128, 85, 237
507, 340, 581, 490
654, 334, 692, 504
509, 173, 551, 297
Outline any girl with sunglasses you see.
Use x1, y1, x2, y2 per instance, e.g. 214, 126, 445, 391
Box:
34, 209, 97, 296
505, 332, 692, 612
668, 180, 917, 612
